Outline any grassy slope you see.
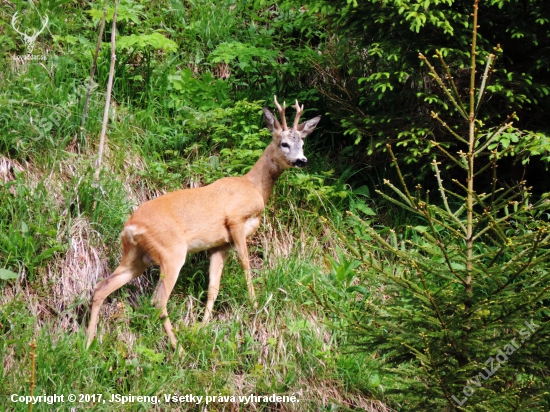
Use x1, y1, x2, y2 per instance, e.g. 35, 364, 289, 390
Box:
0, 2, 389, 411
0, 137, 387, 411
0, 103, 386, 411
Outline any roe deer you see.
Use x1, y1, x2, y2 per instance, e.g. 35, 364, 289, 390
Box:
86, 97, 321, 348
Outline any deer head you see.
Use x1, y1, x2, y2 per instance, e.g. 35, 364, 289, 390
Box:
11, 11, 49, 56
263, 96, 321, 168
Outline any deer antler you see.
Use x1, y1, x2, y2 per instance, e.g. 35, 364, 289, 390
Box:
11, 12, 49, 55
273, 95, 288, 131
293, 100, 304, 130
35, 14, 49, 37
11, 12, 25, 37
11, 12, 49, 37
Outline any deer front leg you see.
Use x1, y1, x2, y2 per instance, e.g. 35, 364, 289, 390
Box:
229, 222, 258, 309
202, 246, 230, 324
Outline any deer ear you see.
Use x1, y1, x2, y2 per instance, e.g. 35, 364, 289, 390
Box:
263, 107, 282, 134
297, 116, 321, 138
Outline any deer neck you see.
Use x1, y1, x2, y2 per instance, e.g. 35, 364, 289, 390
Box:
245, 142, 285, 205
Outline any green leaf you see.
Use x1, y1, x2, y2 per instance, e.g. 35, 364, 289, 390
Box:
117, 33, 178, 53
33, 247, 63, 264
353, 201, 376, 216
0, 269, 19, 280
354, 185, 370, 197
347, 285, 369, 295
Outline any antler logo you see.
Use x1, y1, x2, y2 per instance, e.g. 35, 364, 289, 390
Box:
11, 11, 49, 56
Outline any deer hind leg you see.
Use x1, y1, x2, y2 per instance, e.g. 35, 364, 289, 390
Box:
86, 251, 148, 349
202, 246, 230, 324
229, 221, 258, 309
151, 244, 187, 348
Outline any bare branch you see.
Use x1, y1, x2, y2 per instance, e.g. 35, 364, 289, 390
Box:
81, 9, 107, 130
94, 2, 118, 181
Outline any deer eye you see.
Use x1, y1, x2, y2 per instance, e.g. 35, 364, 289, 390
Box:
281, 142, 290, 149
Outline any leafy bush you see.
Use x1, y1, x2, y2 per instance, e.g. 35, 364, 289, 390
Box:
167, 69, 229, 111
308, 0, 550, 170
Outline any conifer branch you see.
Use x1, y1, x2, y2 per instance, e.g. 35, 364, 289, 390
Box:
429, 140, 468, 170
436, 49, 465, 113
432, 160, 467, 233
475, 48, 500, 114
419, 53, 468, 120
430, 111, 469, 144
386, 144, 415, 206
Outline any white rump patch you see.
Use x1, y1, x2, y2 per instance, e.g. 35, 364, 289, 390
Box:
123, 224, 146, 245
245, 216, 260, 237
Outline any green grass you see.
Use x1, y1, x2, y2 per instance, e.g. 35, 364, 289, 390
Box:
1, 256, 382, 411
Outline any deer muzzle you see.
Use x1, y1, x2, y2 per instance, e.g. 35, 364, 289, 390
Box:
292, 157, 308, 167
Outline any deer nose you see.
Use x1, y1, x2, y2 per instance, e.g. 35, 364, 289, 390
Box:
293, 157, 307, 167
